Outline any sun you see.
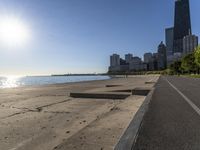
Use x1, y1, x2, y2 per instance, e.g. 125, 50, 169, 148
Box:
0, 17, 30, 47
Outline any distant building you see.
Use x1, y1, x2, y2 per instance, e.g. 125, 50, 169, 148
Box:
109, 54, 129, 72
167, 52, 182, 66
173, 0, 191, 53
120, 58, 127, 65
166, 27, 174, 66
109, 54, 120, 72
165, 27, 174, 56
125, 53, 133, 63
144, 53, 153, 63
129, 57, 144, 71
142, 63, 148, 71
149, 53, 158, 71
119, 58, 129, 71
110, 54, 120, 67
109, 65, 129, 72
157, 42, 167, 70
183, 34, 198, 55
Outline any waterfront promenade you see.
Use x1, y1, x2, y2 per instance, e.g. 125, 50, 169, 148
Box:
133, 76, 200, 150
0, 76, 158, 150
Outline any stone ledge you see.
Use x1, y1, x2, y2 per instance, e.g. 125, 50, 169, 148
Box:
145, 81, 156, 84
105, 85, 122, 87
132, 87, 152, 96
70, 92, 130, 99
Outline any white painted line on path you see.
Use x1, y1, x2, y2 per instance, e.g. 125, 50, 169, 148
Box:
165, 77, 200, 116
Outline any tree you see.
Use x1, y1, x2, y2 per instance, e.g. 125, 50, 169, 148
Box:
195, 46, 200, 74
181, 53, 198, 74
170, 60, 182, 75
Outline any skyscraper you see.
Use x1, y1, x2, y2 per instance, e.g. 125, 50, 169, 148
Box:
144, 53, 153, 63
110, 54, 120, 67
129, 57, 143, 71
125, 53, 133, 63
165, 27, 174, 57
173, 0, 191, 53
157, 42, 167, 70
183, 34, 198, 55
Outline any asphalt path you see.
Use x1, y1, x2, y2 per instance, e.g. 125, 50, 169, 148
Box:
133, 76, 200, 150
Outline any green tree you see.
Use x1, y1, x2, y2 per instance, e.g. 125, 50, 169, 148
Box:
181, 53, 197, 74
195, 46, 200, 74
170, 60, 182, 75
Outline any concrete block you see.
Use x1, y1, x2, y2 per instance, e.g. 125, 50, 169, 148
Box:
109, 89, 132, 93
132, 87, 151, 96
105, 85, 121, 87
145, 81, 156, 84
70, 92, 130, 99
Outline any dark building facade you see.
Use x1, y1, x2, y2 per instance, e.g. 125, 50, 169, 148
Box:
148, 53, 158, 71
165, 27, 174, 57
157, 42, 167, 70
173, 0, 191, 53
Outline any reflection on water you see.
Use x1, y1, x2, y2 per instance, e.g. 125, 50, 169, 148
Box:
0, 75, 110, 88
0, 76, 20, 88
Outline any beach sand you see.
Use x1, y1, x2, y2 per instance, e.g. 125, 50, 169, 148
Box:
0, 75, 158, 150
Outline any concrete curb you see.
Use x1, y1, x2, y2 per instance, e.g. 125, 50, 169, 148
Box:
114, 87, 155, 150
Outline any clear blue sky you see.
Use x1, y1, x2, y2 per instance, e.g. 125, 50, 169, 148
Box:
0, 0, 199, 75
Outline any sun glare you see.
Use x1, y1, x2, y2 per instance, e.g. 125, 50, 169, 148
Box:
0, 16, 30, 47
0, 76, 20, 88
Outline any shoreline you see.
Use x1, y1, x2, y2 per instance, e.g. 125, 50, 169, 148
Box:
0, 76, 111, 90
0, 75, 159, 150
0, 75, 159, 90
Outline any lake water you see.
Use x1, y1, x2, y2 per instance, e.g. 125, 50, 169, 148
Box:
0, 75, 110, 88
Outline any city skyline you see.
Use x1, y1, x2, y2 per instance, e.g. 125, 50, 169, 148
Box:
109, 0, 198, 73
0, 0, 200, 76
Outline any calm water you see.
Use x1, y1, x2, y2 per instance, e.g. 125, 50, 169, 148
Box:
0, 75, 110, 88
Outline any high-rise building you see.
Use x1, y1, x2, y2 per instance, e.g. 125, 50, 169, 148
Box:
110, 54, 120, 67
173, 0, 191, 53
183, 34, 198, 55
157, 42, 167, 70
109, 54, 129, 72
149, 53, 158, 71
144, 53, 153, 63
167, 52, 182, 66
125, 53, 133, 63
165, 27, 174, 56
129, 57, 143, 71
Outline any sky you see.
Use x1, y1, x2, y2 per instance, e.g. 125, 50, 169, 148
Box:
0, 0, 199, 76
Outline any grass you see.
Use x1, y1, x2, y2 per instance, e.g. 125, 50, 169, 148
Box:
181, 74, 200, 78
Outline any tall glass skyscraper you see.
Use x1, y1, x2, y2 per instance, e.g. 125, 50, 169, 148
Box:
173, 0, 191, 53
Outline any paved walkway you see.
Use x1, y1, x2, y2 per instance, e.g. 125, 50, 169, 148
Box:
133, 76, 200, 150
